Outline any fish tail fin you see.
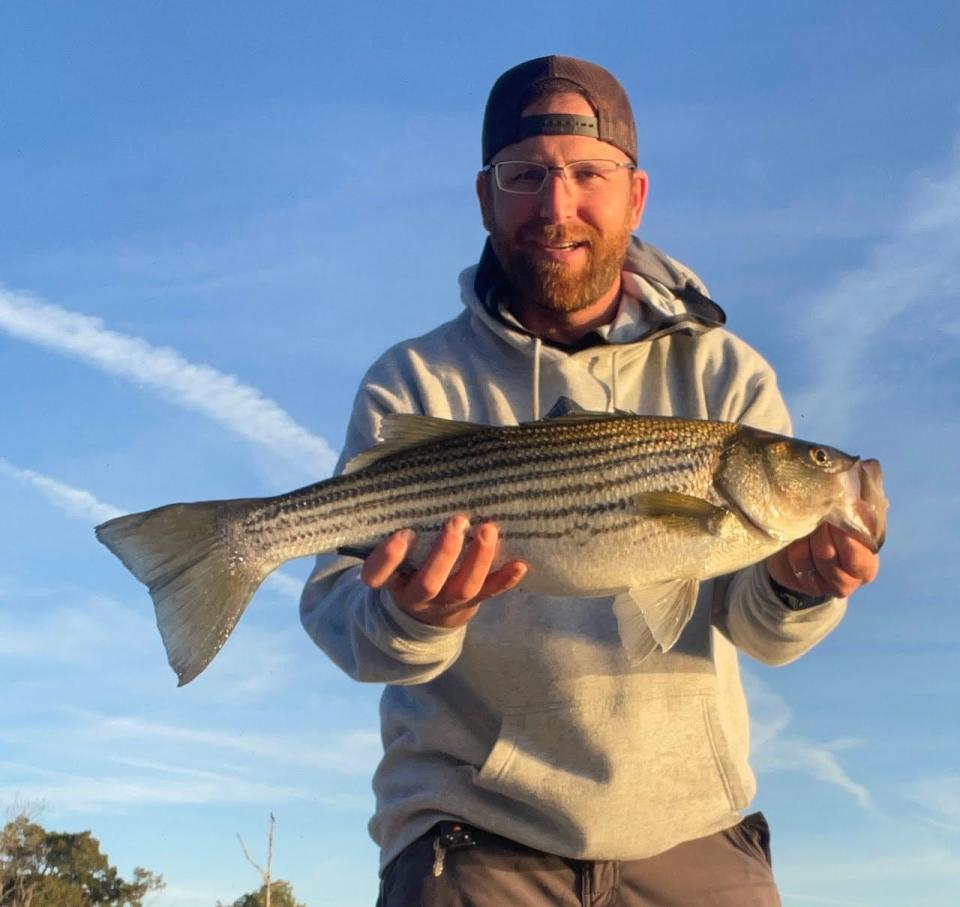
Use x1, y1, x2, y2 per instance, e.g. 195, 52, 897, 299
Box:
95, 499, 268, 685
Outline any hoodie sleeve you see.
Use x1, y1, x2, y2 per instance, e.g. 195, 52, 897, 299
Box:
711, 345, 847, 665
299, 360, 467, 684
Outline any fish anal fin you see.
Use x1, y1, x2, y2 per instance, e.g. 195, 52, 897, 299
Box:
612, 595, 659, 662
614, 579, 701, 656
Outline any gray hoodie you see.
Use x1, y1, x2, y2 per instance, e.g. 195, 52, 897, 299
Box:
300, 238, 846, 871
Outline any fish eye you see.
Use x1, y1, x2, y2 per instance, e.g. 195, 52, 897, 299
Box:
810, 447, 832, 468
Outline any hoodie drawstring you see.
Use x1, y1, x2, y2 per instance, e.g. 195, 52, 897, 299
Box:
610, 349, 619, 413
532, 336, 542, 421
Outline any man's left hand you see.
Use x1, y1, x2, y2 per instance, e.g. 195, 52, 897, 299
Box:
766, 523, 880, 600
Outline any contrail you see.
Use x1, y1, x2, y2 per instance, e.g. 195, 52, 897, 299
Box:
0, 457, 125, 524
0, 287, 337, 475
745, 670, 873, 810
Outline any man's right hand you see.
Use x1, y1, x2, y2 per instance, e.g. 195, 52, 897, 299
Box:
360, 516, 527, 628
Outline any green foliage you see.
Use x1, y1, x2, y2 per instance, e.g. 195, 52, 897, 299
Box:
218, 880, 306, 907
0, 812, 163, 907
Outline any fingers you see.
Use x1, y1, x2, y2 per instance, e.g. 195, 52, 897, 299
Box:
442, 521, 499, 603
475, 560, 528, 600
828, 524, 880, 584
361, 517, 528, 628
774, 537, 829, 598
806, 524, 840, 596
809, 524, 880, 597
395, 514, 475, 606
768, 524, 881, 601
361, 529, 416, 589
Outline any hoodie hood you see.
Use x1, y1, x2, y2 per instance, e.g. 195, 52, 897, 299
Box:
468, 234, 726, 352
460, 236, 728, 419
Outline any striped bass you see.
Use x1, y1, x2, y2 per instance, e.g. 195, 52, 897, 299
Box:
95, 399, 888, 685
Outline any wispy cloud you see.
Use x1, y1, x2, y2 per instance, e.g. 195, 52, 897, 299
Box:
0, 707, 379, 812
78, 711, 381, 775
0, 578, 305, 700
0, 588, 155, 664
0, 457, 124, 523
789, 140, 960, 441
745, 670, 873, 809
903, 773, 960, 832
0, 768, 303, 812
0, 287, 337, 475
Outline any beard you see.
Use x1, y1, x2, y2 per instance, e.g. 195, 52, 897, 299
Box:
490, 218, 634, 315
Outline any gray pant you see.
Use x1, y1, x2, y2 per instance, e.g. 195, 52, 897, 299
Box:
377, 813, 782, 907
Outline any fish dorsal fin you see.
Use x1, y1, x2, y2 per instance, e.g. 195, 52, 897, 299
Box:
543, 396, 590, 419
633, 492, 727, 533
342, 414, 483, 474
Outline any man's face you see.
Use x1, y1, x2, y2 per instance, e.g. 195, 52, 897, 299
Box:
477, 93, 648, 315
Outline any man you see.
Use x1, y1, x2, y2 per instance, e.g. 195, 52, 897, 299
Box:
301, 56, 879, 906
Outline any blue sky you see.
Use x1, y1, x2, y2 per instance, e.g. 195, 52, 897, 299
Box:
1, 2, 958, 905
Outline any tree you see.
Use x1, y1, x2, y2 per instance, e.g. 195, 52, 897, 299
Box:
218, 880, 305, 907
0, 812, 163, 907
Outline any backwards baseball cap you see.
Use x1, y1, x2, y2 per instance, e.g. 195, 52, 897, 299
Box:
482, 55, 637, 165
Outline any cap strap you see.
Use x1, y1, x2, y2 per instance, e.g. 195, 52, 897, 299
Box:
516, 114, 599, 140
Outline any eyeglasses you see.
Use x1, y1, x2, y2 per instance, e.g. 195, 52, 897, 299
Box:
484, 159, 636, 195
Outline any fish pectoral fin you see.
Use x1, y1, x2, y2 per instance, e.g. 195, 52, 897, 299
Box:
338, 544, 375, 560
613, 579, 701, 657
633, 492, 726, 535
343, 414, 482, 474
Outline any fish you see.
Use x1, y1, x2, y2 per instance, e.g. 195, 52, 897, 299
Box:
95, 398, 888, 685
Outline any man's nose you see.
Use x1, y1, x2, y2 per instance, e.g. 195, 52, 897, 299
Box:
538, 169, 576, 221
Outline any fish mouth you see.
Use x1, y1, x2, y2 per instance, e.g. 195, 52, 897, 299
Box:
825, 459, 888, 553
855, 459, 888, 551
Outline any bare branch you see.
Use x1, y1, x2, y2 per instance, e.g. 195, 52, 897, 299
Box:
236, 833, 266, 880
235, 813, 276, 907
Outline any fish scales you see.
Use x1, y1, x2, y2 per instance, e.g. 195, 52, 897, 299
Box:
242, 420, 729, 544
236, 416, 735, 562
94, 405, 887, 684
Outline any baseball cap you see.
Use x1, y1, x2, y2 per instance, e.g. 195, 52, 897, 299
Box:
482, 55, 637, 165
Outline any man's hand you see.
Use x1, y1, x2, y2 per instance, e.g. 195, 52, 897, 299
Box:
360, 515, 528, 628
767, 523, 880, 600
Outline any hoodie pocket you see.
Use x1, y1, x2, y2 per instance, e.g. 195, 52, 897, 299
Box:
476, 688, 748, 854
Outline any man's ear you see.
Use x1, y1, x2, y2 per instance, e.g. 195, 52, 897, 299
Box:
629, 168, 649, 231
476, 169, 495, 233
